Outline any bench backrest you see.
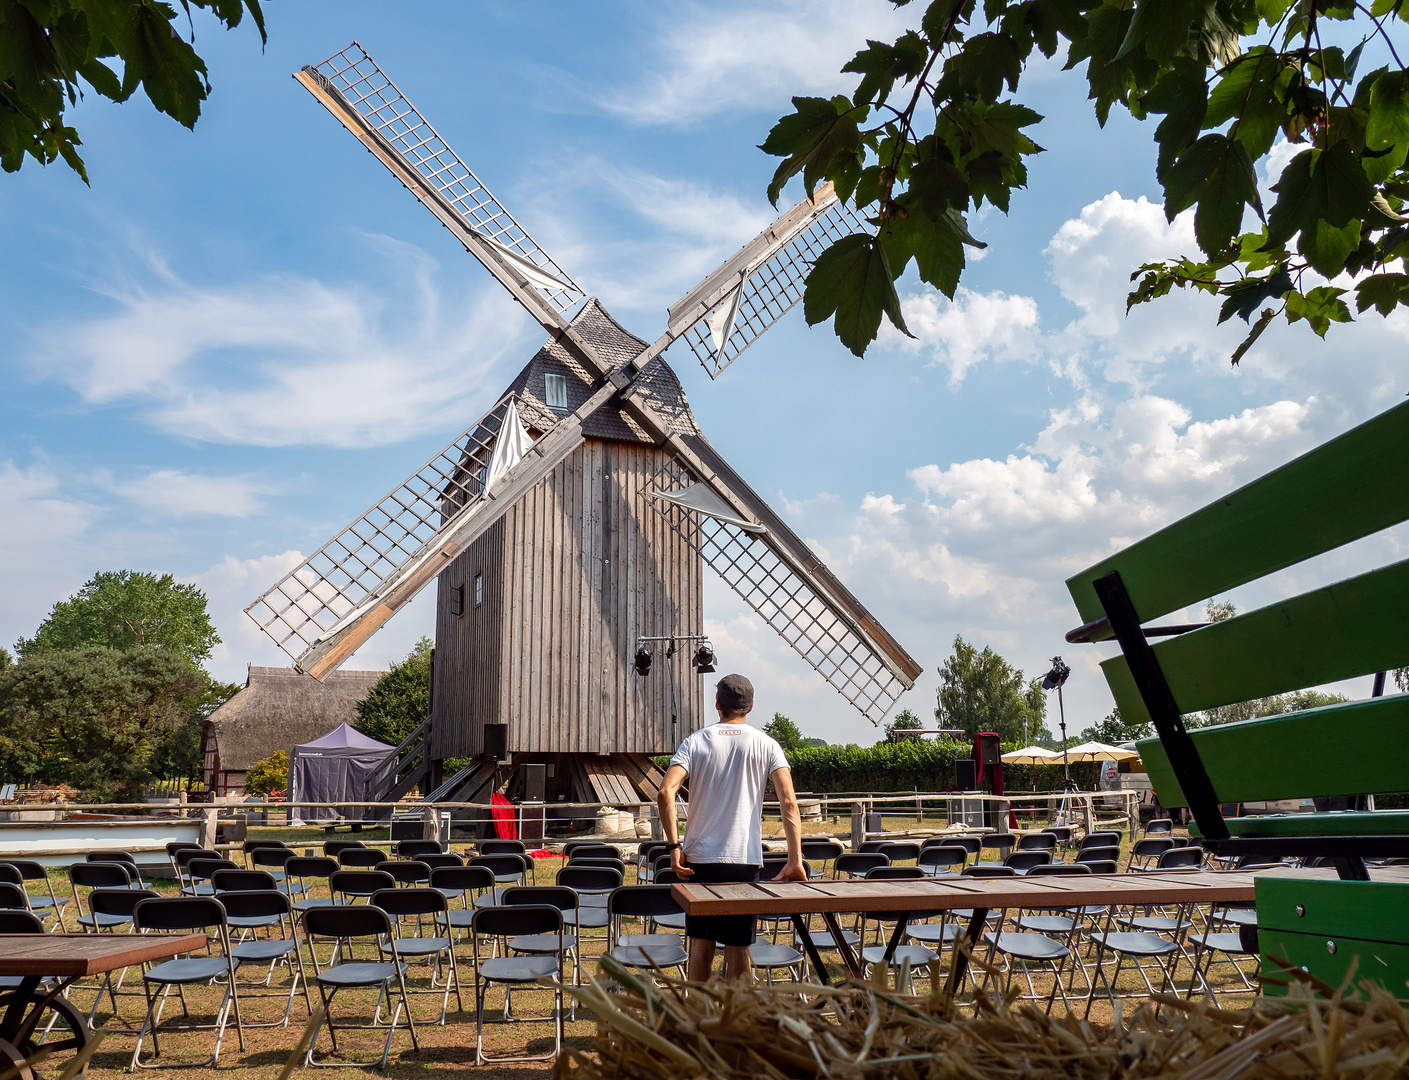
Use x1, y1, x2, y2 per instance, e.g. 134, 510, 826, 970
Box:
1065, 401, 1409, 837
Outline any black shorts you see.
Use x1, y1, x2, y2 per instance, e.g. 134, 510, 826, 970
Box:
683, 862, 762, 947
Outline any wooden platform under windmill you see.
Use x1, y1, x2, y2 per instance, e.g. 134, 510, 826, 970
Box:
244, 43, 922, 824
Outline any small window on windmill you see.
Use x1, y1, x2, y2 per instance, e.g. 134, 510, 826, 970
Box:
544, 373, 568, 411
474, 573, 483, 607
453, 584, 465, 619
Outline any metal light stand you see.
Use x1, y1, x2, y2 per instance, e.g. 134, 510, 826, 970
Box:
1041, 657, 1076, 827
637, 633, 713, 748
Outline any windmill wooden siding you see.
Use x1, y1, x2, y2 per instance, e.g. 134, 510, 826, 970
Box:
430, 438, 704, 761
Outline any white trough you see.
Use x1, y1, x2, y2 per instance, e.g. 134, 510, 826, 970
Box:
0, 818, 203, 868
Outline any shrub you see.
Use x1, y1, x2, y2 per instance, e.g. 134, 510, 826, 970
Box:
245, 751, 287, 797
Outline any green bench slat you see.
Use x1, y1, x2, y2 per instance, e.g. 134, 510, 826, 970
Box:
1137, 695, 1409, 807
1209, 811, 1409, 838
1102, 557, 1409, 724
1065, 401, 1409, 627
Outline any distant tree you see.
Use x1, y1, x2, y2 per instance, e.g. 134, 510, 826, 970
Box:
0, 649, 10, 675
0, 1, 266, 183
762, 713, 804, 752
884, 708, 923, 743
800, 737, 828, 747
245, 751, 288, 797
18, 571, 219, 664
0, 645, 205, 800
935, 636, 1049, 743
1079, 707, 1152, 745
354, 638, 433, 748
1205, 600, 1237, 623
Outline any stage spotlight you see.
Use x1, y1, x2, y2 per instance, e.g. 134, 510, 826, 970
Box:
634, 645, 653, 676
692, 642, 716, 674
1041, 656, 1071, 691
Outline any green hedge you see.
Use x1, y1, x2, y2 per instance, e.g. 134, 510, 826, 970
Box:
654, 740, 1098, 793
784, 740, 1097, 794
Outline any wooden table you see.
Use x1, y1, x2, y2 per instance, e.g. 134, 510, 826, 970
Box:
673, 869, 1306, 988
0, 933, 205, 1077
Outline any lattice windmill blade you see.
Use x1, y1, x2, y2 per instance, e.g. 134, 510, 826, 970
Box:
295, 42, 585, 335
245, 382, 616, 679
642, 436, 922, 725
664, 182, 872, 379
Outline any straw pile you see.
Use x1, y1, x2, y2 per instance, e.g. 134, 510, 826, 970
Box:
553, 956, 1409, 1080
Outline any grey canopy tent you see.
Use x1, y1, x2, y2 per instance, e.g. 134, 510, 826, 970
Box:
288, 723, 394, 824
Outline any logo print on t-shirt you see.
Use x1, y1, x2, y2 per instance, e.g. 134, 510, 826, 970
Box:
719, 727, 741, 735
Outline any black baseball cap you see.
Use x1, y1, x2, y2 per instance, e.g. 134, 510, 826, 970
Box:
716, 673, 754, 713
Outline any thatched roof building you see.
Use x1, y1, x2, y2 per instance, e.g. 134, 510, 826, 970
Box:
201, 665, 383, 796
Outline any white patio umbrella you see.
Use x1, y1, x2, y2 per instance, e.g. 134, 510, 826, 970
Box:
1000, 746, 1060, 764
1061, 740, 1140, 762
1002, 744, 1061, 790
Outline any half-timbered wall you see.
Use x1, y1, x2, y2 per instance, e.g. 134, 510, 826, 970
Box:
432, 438, 705, 759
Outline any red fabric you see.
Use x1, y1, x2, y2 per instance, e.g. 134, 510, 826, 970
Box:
972, 732, 1020, 830
529, 849, 559, 860
490, 793, 518, 840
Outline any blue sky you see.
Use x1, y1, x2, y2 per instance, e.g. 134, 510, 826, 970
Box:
3, 0, 1406, 746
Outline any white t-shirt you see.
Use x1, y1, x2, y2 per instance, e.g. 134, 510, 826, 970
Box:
669, 722, 790, 865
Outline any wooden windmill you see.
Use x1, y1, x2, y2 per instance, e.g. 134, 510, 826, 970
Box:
245, 43, 922, 815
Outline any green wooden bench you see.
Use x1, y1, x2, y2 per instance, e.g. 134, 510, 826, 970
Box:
1064, 400, 1409, 994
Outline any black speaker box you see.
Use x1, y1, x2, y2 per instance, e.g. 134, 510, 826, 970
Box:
483, 723, 508, 762
955, 759, 977, 790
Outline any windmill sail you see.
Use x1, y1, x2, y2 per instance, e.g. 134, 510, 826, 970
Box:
244, 384, 614, 679
296, 43, 584, 328
665, 183, 872, 379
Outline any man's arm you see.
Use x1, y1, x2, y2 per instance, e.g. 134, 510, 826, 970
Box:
657, 764, 691, 879
770, 766, 806, 882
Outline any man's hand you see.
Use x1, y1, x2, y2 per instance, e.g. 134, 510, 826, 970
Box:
671, 847, 693, 878
772, 859, 807, 883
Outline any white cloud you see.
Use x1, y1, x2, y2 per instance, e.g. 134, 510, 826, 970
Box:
526, 158, 775, 313
894, 288, 1042, 386
33, 236, 534, 449
597, 0, 910, 126
111, 470, 278, 518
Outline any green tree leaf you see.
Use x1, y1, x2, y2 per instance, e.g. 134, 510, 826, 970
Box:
803, 232, 911, 356
1161, 133, 1264, 254
1355, 271, 1409, 314
760, 96, 863, 205
1284, 284, 1351, 336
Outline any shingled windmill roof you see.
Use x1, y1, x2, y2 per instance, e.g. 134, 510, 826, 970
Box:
507, 298, 700, 443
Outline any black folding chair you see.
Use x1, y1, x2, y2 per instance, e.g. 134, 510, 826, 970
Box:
81, 888, 159, 1027
605, 885, 686, 975
1127, 837, 1175, 871
247, 847, 295, 888
470, 905, 563, 1065
468, 854, 527, 898
499, 885, 582, 1014
1, 861, 67, 928
69, 863, 135, 929
329, 869, 395, 904
371, 888, 462, 1024
429, 865, 494, 942
1004, 850, 1054, 873
417, 853, 463, 870
394, 840, 444, 860
917, 845, 967, 876
171, 849, 218, 895
565, 843, 617, 862
322, 840, 367, 858
185, 858, 238, 898
302, 905, 419, 1069
555, 866, 619, 943
800, 839, 844, 880
375, 860, 431, 888
129, 896, 244, 1069
337, 848, 386, 870
833, 853, 888, 879
219, 889, 312, 1027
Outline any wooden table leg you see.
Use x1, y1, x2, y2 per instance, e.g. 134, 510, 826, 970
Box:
820, 912, 864, 980
944, 907, 988, 998
791, 915, 832, 986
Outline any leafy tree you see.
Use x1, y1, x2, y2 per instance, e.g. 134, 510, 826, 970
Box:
354, 638, 433, 748
0, 645, 205, 800
0, 1, 266, 182
1079, 706, 1153, 745
884, 707, 924, 743
764, 2, 1409, 361
245, 751, 287, 797
934, 635, 1048, 742
763, 712, 805, 751
800, 737, 829, 747
18, 571, 219, 664
0, 648, 10, 674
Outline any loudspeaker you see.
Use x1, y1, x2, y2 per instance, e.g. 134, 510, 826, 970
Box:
483, 723, 508, 762
974, 732, 1001, 770
522, 763, 546, 802
954, 759, 977, 790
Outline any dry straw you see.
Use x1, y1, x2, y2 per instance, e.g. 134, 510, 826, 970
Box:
552, 954, 1409, 1080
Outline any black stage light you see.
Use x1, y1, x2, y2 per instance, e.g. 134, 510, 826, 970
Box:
692, 642, 716, 674
1041, 656, 1070, 691
634, 645, 653, 676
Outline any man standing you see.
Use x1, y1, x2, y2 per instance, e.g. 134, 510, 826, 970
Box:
656, 673, 805, 981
